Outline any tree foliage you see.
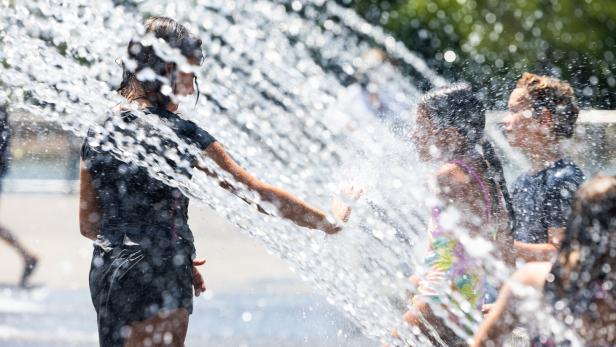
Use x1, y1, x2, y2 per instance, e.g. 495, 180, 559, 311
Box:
345, 0, 616, 108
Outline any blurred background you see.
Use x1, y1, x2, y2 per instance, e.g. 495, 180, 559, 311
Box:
346, 0, 616, 109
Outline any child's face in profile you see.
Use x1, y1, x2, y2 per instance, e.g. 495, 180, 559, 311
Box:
503, 87, 553, 150
173, 56, 200, 97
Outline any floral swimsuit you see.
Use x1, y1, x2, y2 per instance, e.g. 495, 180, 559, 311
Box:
415, 159, 497, 310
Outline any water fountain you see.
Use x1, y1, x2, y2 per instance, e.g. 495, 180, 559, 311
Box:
0, 0, 581, 345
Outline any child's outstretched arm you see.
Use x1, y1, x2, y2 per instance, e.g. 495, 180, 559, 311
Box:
198, 142, 341, 234
473, 261, 550, 346
471, 280, 515, 346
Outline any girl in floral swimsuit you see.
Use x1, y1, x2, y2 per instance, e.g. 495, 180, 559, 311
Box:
419, 158, 501, 310
399, 84, 514, 346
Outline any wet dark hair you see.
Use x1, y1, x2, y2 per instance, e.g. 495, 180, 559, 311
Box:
545, 175, 616, 317
118, 16, 203, 108
516, 73, 580, 139
418, 83, 516, 231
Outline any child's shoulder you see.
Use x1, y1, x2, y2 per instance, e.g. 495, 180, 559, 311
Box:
436, 162, 471, 185
546, 159, 585, 189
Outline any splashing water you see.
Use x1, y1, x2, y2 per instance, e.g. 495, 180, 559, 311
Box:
0, 0, 581, 345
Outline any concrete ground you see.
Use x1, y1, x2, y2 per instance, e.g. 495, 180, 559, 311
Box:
0, 193, 372, 346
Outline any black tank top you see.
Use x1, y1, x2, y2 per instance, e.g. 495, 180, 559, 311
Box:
81, 107, 216, 255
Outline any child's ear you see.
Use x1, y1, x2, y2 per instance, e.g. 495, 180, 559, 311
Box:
441, 127, 465, 148
164, 62, 175, 76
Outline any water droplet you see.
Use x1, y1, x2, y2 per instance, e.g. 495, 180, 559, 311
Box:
242, 311, 252, 322
444, 50, 456, 63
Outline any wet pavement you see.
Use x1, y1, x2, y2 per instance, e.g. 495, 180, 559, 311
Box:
0, 193, 373, 346
0, 284, 371, 347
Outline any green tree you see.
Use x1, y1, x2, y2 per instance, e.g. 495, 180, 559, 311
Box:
346, 0, 616, 108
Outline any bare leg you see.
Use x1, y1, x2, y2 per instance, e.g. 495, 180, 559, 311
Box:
0, 224, 38, 286
124, 308, 189, 347
0, 224, 33, 258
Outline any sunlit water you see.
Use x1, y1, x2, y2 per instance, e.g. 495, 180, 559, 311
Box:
0, 283, 372, 347
0, 0, 583, 345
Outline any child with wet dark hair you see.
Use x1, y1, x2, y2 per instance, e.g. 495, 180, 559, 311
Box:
503, 73, 585, 262
473, 174, 616, 346
80, 16, 344, 347
393, 83, 514, 346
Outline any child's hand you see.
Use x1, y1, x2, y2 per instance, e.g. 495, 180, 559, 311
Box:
321, 221, 342, 234
331, 186, 363, 223
481, 303, 493, 315
192, 258, 207, 297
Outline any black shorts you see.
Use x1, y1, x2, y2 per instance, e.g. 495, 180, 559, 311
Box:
89, 243, 194, 347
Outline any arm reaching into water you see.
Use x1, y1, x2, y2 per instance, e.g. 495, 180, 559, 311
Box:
198, 142, 341, 234
472, 261, 551, 346
79, 159, 102, 241
472, 280, 517, 346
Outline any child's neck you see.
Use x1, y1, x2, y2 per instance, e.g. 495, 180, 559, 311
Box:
527, 142, 562, 174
